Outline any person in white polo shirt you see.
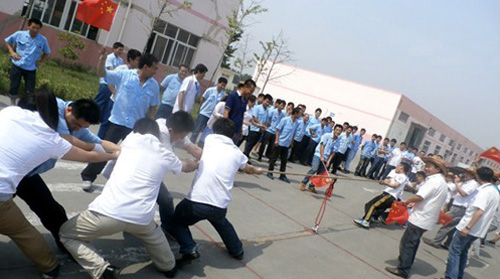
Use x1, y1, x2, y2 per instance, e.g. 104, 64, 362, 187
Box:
170, 118, 264, 265
385, 157, 448, 278
380, 142, 408, 180
172, 63, 208, 114
60, 118, 198, 279
444, 167, 499, 279
423, 168, 479, 249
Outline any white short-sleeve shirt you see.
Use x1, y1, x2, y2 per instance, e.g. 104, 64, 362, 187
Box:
207, 101, 226, 130
456, 184, 500, 238
408, 173, 448, 231
452, 179, 479, 208
156, 118, 192, 152
389, 148, 406, 167
172, 75, 199, 113
186, 134, 248, 209
89, 133, 182, 225
384, 173, 409, 199
0, 107, 72, 198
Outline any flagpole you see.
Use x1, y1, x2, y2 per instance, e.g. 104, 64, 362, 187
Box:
103, 0, 121, 47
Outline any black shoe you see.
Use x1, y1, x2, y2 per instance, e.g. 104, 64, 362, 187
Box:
100, 265, 121, 279
288, 159, 295, 164
231, 250, 244, 260
384, 267, 407, 278
440, 244, 449, 250
42, 265, 59, 279
266, 173, 274, 180
279, 175, 290, 183
177, 250, 200, 266
163, 265, 178, 278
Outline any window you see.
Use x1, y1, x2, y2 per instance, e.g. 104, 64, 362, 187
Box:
428, 128, 436, 137
398, 111, 409, 123
434, 145, 442, 155
469, 151, 473, 156
422, 140, 431, 153
147, 19, 200, 68
452, 153, 458, 163
457, 144, 462, 150
444, 150, 451, 160
464, 147, 468, 154
439, 134, 446, 142
25, 0, 99, 40
459, 156, 464, 163
449, 139, 454, 146
466, 159, 470, 165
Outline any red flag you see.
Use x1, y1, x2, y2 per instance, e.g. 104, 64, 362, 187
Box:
480, 147, 500, 163
386, 201, 409, 226
76, 0, 119, 31
438, 210, 453, 226
309, 171, 333, 188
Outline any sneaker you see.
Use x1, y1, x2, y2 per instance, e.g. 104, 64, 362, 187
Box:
266, 173, 274, 180
353, 218, 370, 229
231, 250, 244, 260
42, 265, 59, 279
278, 175, 290, 183
300, 183, 307, 191
163, 265, 177, 278
82, 181, 92, 192
100, 265, 121, 279
308, 186, 317, 193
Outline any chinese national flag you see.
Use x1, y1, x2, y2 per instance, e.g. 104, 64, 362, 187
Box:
309, 171, 333, 188
386, 201, 409, 226
438, 210, 453, 226
76, 0, 118, 31
480, 147, 500, 163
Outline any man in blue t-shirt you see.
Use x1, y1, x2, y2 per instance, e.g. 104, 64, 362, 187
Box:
5, 18, 50, 105
258, 99, 286, 161
156, 64, 189, 119
224, 79, 256, 144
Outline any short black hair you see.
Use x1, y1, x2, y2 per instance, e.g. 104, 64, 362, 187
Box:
193, 63, 208, 74
287, 102, 294, 107
243, 79, 256, 88
213, 118, 235, 139
376, 135, 382, 139
321, 118, 328, 122
28, 18, 43, 27
352, 126, 358, 131
279, 100, 286, 106
133, 118, 160, 139
258, 93, 265, 98
334, 124, 343, 130
326, 116, 332, 121
384, 137, 390, 141
291, 107, 301, 115
400, 142, 407, 146
127, 49, 141, 62
360, 128, 366, 132
400, 163, 411, 173
217, 77, 228, 84
343, 122, 349, 126
372, 134, 378, 138
248, 95, 257, 103
264, 94, 273, 101
346, 126, 353, 130
413, 147, 419, 152
416, 171, 426, 179
477, 167, 494, 183
69, 99, 100, 124
237, 83, 244, 89
113, 42, 124, 49
301, 104, 307, 110
179, 64, 189, 70
315, 108, 322, 113
166, 111, 195, 133
139, 53, 159, 69
391, 138, 397, 143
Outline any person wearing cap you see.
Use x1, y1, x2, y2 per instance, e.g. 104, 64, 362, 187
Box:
443, 167, 499, 279
385, 157, 448, 278
423, 168, 479, 250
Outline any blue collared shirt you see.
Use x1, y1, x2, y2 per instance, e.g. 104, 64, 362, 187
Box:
324, 125, 333, 134
385, 146, 397, 161
267, 109, 285, 134
199, 86, 225, 117
361, 140, 375, 157
5, 30, 50, 71
293, 117, 307, 142
309, 123, 326, 143
100, 53, 123, 84
250, 104, 269, 132
28, 98, 102, 176
337, 133, 353, 154
370, 141, 381, 158
314, 133, 335, 160
107, 69, 160, 129
305, 116, 320, 137
160, 73, 183, 106
349, 134, 364, 151
276, 116, 298, 147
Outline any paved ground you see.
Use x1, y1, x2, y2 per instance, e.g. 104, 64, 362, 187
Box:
1, 95, 499, 279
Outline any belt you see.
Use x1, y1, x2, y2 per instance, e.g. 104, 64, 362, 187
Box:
452, 205, 467, 210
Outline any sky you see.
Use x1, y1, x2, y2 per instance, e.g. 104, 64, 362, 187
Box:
241, 0, 499, 149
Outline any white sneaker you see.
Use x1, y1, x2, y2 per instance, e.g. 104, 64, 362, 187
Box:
82, 181, 92, 191
353, 218, 370, 229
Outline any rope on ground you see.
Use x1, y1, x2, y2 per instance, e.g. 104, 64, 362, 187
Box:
266, 170, 378, 183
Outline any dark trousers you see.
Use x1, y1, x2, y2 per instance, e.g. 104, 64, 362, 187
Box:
94, 84, 114, 139
258, 132, 276, 160
330, 152, 346, 174
190, 114, 210, 143
289, 139, 303, 162
397, 222, 427, 277
268, 145, 289, 173
237, 135, 247, 147
171, 199, 243, 256
354, 156, 370, 176
302, 140, 319, 165
9, 64, 36, 98
156, 182, 175, 233
380, 165, 396, 180
367, 157, 385, 179
362, 192, 395, 222
156, 103, 174, 119
81, 123, 132, 182
243, 131, 262, 157
15, 174, 67, 250
445, 232, 477, 279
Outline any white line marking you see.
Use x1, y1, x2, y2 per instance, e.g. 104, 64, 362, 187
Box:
363, 187, 379, 193
54, 161, 87, 170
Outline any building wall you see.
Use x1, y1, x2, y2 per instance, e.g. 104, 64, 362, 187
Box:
254, 63, 402, 138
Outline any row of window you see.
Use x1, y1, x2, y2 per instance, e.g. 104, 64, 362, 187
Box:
420, 140, 476, 165
22, 0, 200, 68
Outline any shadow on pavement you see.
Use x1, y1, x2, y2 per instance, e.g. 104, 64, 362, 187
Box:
385, 258, 439, 277
234, 181, 270, 192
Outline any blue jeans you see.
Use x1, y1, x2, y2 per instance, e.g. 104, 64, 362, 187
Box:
344, 148, 358, 171
445, 232, 477, 279
156, 183, 175, 233
367, 157, 384, 179
171, 199, 243, 256
156, 103, 173, 120
197, 127, 213, 148
190, 114, 210, 143
94, 84, 114, 139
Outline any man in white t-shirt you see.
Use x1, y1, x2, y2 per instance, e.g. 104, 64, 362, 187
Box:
172, 63, 208, 114
170, 118, 264, 265
409, 149, 425, 182
444, 167, 499, 279
354, 163, 410, 229
423, 168, 479, 249
380, 142, 407, 180
385, 157, 448, 278
60, 118, 198, 279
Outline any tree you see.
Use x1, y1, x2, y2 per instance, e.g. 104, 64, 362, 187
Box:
211, 0, 267, 82
233, 33, 254, 78
57, 32, 85, 69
